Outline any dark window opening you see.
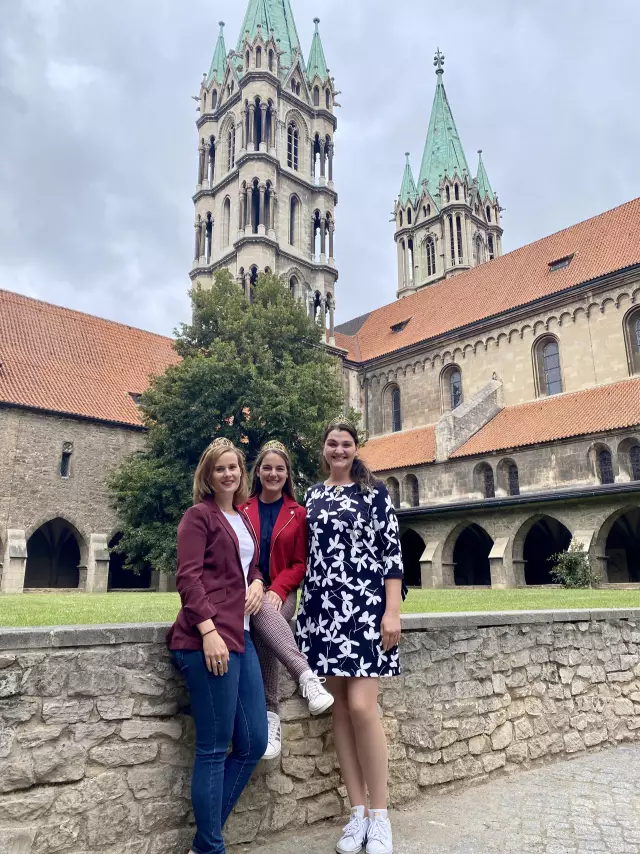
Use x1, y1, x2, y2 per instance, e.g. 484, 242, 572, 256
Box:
391, 319, 410, 334
455, 184, 460, 200
456, 215, 463, 263
542, 340, 563, 396
426, 238, 436, 277
549, 255, 574, 272
482, 466, 495, 499
597, 448, 614, 485
391, 387, 402, 433
450, 369, 463, 409
631, 446, 640, 481
488, 234, 495, 260
508, 463, 520, 496
60, 451, 72, 478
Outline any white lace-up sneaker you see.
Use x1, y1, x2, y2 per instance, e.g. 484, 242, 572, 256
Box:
300, 671, 334, 716
365, 810, 393, 854
336, 806, 368, 854
263, 711, 282, 760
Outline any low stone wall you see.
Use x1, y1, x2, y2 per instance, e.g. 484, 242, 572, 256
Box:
2, 609, 640, 852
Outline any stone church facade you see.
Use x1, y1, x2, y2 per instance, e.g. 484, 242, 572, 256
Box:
0, 0, 639, 595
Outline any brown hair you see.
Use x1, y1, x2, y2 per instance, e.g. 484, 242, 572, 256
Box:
249, 445, 296, 500
322, 421, 378, 492
193, 441, 249, 505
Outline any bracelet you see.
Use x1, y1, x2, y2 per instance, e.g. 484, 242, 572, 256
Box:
201, 628, 218, 638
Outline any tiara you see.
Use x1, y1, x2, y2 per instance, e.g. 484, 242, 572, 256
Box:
208, 437, 236, 451
327, 416, 358, 432
261, 440, 288, 455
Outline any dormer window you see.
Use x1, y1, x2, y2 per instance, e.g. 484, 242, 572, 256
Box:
549, 254, 574, 272
391, 319, 410, 334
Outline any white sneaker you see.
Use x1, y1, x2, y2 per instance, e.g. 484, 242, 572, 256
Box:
300, 672, 334, 716
366, 811, 393, 854
263, 711, 281, 760
336, 806, 368, 854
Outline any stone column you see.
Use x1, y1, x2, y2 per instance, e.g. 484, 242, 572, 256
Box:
270, 112, 277, 149
85, 533, 110, 594
0, 530, 27, 594
269, 191, 277, 237
259, 103, 268, 150
397, 240, 404, 288
328, 298, 335, 339
258, 184, 265, 231
311, 142, 315, 178
245, 185, 252, 231
197, 146, 206, 185
328, 222, 335, 260
238, 192, 245, 232
244, 272, 251, 301
194, 221, 202, 261
444, 216, 451, 270
208, 142, 215, 186
240, 109, 247, 150
248, 104, 255, 149
311, 217, 316, 256
319, 139, 326, 178
198, 221, 205, 260
320, 217, 326, 258
328, 143, 334, 182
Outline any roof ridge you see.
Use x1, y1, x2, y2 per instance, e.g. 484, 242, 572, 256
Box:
0, 289, 174, 344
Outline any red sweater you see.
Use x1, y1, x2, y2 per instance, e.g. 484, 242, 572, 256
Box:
240, 494, 307, 602
167, 497, 262, 653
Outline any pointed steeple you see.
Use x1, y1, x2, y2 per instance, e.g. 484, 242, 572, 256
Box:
307, 17, 329, 81
399, 153, 418, 205
418, 49, 471, 201
237, 0, 303, 72
476, 149, 495, 202
207, 21, 227, 86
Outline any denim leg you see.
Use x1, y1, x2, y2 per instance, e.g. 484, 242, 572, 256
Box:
174, 649, 240, 854
221, 633, 268, 826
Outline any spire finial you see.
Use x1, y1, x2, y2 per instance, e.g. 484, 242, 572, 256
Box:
405, 152, 411, 162
219, 21, 225, 30
434, 48, 445, 76
314, 17, 320, 30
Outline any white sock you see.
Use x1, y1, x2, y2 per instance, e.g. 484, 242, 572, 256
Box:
351, 805, 366, 818
370, 808, 388, 819
299, 669, 314, 684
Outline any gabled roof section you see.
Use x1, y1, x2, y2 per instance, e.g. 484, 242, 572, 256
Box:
307, 17, 328, 81
418, 50, 471, 200
207, 21, 227, 86
359, 426, 437, 472
0, 290, 179, 428
335, 197, 640, 363
476, 149, 495, 202
451, 377, 640, 458
237, 0, 303, 73
399, 153, 418, 206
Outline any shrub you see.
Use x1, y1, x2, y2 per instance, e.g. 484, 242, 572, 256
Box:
549, 542, 597, 588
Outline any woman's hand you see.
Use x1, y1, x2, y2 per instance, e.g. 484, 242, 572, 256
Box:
265, 590, 284, 612
245, 580, 264, 616
381, 610, 401, 652
203, 630, 229, 676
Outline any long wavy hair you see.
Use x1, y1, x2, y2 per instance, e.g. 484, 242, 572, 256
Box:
249, 446, 296, 500
193, 441, 248, 505
321, 421, 378, 492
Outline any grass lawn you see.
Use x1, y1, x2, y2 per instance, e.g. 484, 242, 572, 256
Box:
0, 588, 640, 628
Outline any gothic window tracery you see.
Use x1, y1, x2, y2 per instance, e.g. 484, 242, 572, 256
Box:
597, 448, 614, 485
534, 336, 563, 397
508, 463, 520, 496
623, 309, 640, 375
287, 123, 299, 170
456, 216, 463, 263
425, 237, 436, 277
289, 196, 300, 246
325, 88, 331, 109
448, 215, 455, 265
313, 86, 320, 106
441, 365, 463, 412
488, 234, 495, 259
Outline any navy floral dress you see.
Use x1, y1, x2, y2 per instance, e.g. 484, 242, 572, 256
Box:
295, 482, 404, 678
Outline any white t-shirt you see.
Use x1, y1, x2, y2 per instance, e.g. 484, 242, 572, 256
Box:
223, 512, 255, 632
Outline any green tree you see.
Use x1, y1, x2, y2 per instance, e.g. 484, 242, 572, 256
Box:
549, 541, 598, 588
109, 270, 346, 575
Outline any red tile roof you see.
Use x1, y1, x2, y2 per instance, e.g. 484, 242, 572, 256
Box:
452, 378, 640, 458
0, 290, 180, 428
336, 197, 640, 363
359, 425, 437, 472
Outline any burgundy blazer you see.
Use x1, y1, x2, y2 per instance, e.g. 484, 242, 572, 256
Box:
167, 497, 262, 654
240, 494, 307, 602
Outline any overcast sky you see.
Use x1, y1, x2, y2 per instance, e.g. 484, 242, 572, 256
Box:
1, 1, 638, 337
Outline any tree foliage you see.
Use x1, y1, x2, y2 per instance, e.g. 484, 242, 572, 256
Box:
109, 270, 346, 574
549, 542, 597, 588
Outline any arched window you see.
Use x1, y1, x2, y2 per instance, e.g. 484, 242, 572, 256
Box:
227, 125, 235, 171
289, 276, 298, 299
296, 82, 301, 96
446, 186, 451, 203
448, 215, 455, 265
256, 47, 262, 68
404, 474, 420, 508
291, 79, 296, 93
313, 86, 320, 106
425, 237, 436, 277
455, 184, 460, 200
631, 446, 640, 481
441, 365, 463, 412
488, 234, 495, 260
597, 448, 614, 485
245, 50, 250, 71
534, 336, 563, 397
212, 90, 218, 110
222, 197, 231, 247
268, 50, 274, 72
508, 463, 520, 496
474, 463, 495, 499
287, 122, 299, 170
289, 196, 299, 247
456, 215, 463, 263
474, 236, 483, 265
399, 211, 403, 227
391, 387, 402, 432
407, 208, 412, 225
623, 308, 640, 375
486, 205, 492, 222
386, 478, 400, 509
325, 88, 331, 109
203, 92, 207, 112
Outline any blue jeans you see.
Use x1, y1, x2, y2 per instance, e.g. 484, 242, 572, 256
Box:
173, 633, 268, 854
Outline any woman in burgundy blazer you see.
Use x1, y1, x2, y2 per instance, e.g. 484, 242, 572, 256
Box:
169, 438, 267, 854
240, 441, 333, 761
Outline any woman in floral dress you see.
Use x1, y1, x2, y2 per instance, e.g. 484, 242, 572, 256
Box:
296, 419, 404, 854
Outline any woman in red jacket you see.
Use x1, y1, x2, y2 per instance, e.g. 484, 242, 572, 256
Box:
168, 438, 267, 854
241, 440, 333, 759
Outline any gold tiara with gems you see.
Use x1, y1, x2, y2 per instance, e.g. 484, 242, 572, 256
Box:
327, 416, 358, 432
208, 437, 236, 452
261, 440, 288, 455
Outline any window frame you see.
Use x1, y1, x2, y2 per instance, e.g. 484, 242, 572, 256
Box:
533, 335, 564, 398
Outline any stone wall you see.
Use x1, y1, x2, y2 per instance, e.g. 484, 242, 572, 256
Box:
3, 609, 640, 852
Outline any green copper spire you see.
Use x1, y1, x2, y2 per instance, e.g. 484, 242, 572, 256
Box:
476, 149, 495, 202
237, 0, 304, 73
418, 49, 471, 200
399, 153, 418, 205
307, 17, 328, 81
207, 21, 227, 86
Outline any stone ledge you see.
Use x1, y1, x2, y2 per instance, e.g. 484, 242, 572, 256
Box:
1, 608, 639, 649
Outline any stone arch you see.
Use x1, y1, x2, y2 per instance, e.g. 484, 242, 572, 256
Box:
385, 477, 400, 509
496, 458, 520, 497
511, 514, 572, 586
400, 528, 425, 588
593, 505, 640, 582
283, 108, 310, 143
442, 521, 493, 587
587, 441, 616, 485
24, 517, 88, 589
617, 436, 640, 482
402, 473, 420, 508
108, 533, 152, 591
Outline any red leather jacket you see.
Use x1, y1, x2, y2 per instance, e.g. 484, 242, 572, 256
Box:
167, 497, 262, 653
240, 494, 307, 602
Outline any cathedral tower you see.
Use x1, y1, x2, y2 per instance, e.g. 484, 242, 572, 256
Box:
191, 2, 339, 336
394, 50, 503, 298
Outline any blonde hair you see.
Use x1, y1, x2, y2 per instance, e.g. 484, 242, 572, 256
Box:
249, 444, 296, 500
193, 440, 249, 505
